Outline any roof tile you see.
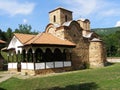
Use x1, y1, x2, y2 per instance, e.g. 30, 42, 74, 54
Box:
14, 33, 35, 44
25, 33, 76, 46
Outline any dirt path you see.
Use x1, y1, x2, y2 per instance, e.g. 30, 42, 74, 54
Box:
107, 58, 120, 63
0, 72, 15, 83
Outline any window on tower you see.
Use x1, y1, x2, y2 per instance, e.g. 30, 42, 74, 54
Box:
54, 15, 56, 22
65, 15, 67, 22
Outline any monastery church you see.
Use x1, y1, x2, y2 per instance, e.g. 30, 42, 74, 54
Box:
7, 7, 106, 75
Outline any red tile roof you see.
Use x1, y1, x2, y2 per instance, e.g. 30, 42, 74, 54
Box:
14, 33, 35, 44
13, 33, 75, 47
0, 40, 6, 44
25, 33, 76, 46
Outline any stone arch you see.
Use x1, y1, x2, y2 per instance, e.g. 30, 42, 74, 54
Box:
44, 48, 53, 62
65, 21, 83, 43
54, 48, 63, 61
27, 48, 33, 62
35, 48, 43, 63
69, 21, 82, 31
45, 23, 56, 33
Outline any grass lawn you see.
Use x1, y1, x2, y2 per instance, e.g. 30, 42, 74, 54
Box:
0, 63, 120, 90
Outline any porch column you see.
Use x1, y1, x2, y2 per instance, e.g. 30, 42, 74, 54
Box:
25, 51, 28, 62
7, 53, 9, 63
16, 53, 18, 62
11, 53, 14, 62
69, 49, 72, 61
32, 50, 36, 70
42, 49, 46, 69
20, 53, 22, 62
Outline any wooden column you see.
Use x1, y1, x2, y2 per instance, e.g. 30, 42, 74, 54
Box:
7, 53, 9, 63
32, 50, 36, 70
25, 51, 28, 62
11, 53, 14, 62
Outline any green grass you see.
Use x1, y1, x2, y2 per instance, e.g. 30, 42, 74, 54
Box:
0, 63, 120, 90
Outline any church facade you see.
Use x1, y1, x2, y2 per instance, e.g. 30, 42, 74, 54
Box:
7, 7, 106, 75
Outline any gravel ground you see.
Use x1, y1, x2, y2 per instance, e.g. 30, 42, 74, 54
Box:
0, 72, 15, 83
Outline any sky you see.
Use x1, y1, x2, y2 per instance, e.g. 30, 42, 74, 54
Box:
0, 0, 120, 32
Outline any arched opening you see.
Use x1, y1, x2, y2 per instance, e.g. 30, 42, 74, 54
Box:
27, 48, 33, 62
53, 15, 56, 22
63, 49, 67, 61
44, 48, 53, 62
54, 48, 62, 61
35, 48, 43, 63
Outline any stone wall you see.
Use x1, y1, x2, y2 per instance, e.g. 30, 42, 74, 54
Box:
49, 8, 72, 25
64, 22, 90, 69
89, 41, 106, 68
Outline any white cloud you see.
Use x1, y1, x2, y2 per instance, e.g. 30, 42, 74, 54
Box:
0, 0, 35, 16
59, 0, 120, 19
115, 21, 120, 27
23, 19, 28, 24
59, 0, 97, 18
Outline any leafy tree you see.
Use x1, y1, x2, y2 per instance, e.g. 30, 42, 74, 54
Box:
14, 24, 38, 34
0, 29, 7, 41
6, 28, 13, 43
97, 28, 120, 57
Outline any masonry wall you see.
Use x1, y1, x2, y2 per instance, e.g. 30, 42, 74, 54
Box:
64, 23, 89, 69
49, 9, 72, 25
89, 41, 106, 68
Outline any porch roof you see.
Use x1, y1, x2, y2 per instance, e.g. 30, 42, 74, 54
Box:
14, 33, 35, 44
0, 40, 6, 44
24, 33, 76, 47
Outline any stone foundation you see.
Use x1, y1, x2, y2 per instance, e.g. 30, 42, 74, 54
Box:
8, 67, 73, 76
8, 69, 18, 74
35, 67, 73, 75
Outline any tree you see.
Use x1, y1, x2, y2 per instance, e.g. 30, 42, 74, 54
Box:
14, 24, 32, 34
14, 24, 38, 34
6, 28, 13, 43
0, 29, 7, 41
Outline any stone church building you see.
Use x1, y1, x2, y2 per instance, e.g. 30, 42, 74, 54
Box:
7, 7, 106, 75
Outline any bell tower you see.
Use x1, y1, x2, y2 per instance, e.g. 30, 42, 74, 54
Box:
49, 7, 73, 25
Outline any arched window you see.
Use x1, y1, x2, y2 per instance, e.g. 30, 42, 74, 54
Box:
27, 48, 33, 62
44, 48, 53, 62
53, 15, 56, 22
35, 48, 43, 63
54, 48, 62, 61
65, 15, 67, 22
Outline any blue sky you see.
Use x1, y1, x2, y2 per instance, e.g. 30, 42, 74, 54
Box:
0, 0, 120, 32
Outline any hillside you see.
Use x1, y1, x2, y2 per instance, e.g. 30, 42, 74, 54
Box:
92, 27, 120, 57
92, 27, 120, 35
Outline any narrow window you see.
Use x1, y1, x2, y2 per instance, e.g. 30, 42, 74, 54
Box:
65, 15, 67, 22
54, 15, 56, 22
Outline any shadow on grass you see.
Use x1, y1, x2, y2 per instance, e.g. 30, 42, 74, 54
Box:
0, 87, 6, 90
35, 82, 98, 90
105, 62, 115, 67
